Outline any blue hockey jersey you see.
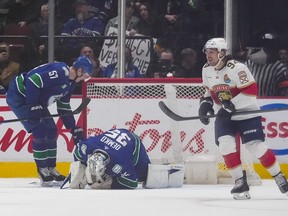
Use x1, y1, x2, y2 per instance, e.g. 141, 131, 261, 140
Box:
74, 128, 151, 189
9, 62, 77, 129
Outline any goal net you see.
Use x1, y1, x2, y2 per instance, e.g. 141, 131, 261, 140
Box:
82, 78, 261, 185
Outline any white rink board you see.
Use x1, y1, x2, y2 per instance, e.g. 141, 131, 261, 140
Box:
0, 97, 288, 163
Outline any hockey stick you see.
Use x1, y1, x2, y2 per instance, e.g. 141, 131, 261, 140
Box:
0, 97, 91, 124
159, 101, 288, 121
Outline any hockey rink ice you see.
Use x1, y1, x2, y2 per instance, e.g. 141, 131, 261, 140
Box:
0, 178, 287, 216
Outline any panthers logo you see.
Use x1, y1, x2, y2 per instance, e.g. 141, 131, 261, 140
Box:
217, 91, 232, 101
212, 84, 232, 102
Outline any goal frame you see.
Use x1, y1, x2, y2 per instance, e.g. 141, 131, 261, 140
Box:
82, 78, 261, 184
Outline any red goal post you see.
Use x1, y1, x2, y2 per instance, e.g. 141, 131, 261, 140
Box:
82, 78, 261, 184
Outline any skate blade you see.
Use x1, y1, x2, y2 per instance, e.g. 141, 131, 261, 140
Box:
52, 180, 64, 187
40, 181, 54, 187
232, 191, 251, 200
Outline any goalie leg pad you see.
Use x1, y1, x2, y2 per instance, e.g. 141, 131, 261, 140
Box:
69, 161, 87, 189
144, 164, 184, 189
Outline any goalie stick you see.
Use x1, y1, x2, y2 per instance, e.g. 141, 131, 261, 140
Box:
159, 101, 288, 121
0, 97, 91, 124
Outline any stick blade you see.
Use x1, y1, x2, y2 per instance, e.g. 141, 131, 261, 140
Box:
158, 101, 185, 121
72, 97, 91, 114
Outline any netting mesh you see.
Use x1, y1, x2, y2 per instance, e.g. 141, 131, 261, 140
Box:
84, 79, 261, 184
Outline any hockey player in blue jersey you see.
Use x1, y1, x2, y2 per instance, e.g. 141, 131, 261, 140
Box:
63, 128, 185, 190
6, 55, 93, 187
73, 128, 150, 189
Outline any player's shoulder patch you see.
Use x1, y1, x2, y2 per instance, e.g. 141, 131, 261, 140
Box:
80, 144, 87, 155
112, 164, 122, 174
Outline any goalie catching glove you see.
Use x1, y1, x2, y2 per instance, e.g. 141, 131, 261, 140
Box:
198, 97, 214, 125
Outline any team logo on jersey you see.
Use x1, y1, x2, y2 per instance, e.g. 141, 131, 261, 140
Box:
112, 164, 122, 174
223, 74, 231, 83
238, 71, 249, 84
81, 144, 87, 155
212, 84, 232, 102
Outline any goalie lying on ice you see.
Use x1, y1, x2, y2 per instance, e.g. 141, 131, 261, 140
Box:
62, 128, 185, 189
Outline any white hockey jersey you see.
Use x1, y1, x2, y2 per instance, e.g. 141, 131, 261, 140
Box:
202, 59, 260, 120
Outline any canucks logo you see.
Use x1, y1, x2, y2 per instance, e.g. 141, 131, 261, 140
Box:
81, 144, 87, 155
112, 164, 122, 174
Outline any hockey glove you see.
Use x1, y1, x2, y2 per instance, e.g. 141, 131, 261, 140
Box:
29, 104, 43, 123
72, 127, 86, 145
217, 100, 236, 119
198, 97, 215, 125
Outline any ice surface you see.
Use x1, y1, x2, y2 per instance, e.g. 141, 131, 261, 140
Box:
0, 178, 287, 216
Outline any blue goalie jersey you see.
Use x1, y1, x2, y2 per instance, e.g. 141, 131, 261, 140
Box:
74, 128, 151, 189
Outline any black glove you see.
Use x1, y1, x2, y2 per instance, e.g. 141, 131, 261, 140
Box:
72, 127, 86, 145
217, 100, 236, 119
29, 104, 43, 123
198, 97, 215, 125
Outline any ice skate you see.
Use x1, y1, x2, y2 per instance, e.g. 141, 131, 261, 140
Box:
49, 167, 66, 186
273, 172, 288, 195
38, 167, 54, 187
231, 170, 251, 200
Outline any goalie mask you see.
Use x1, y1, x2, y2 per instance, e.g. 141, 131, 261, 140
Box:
86, 150, 110, 183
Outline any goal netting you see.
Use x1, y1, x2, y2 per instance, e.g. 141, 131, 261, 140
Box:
82, 78, 261, 185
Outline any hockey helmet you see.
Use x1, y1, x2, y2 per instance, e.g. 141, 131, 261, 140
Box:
203, 38, 228, 53
73, 55, 93, 75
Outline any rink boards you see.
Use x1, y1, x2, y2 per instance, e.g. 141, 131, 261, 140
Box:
0, 96, 288, 178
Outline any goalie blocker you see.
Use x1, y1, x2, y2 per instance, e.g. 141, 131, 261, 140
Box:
62, 161, 185, 189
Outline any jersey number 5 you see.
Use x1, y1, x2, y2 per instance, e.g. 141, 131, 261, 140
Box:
49, 70, 59, 79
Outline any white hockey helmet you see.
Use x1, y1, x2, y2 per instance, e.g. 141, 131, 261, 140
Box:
203, 38, 228, 53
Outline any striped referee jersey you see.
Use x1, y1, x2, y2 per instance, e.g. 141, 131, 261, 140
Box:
246, 59, 287, 96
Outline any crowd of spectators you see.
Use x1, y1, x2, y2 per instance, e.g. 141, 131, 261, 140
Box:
0, 0, 288, 97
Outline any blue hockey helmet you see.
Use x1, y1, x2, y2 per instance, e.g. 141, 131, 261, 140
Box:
73, 55, 93, 75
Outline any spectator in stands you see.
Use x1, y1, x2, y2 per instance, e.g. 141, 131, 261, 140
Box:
277, 48, 288, 96
153, 0, 207, 55
79, 0, 114, 25
174, 48, 202, 78
53, 0, 74, 25
147, 49, 176, 78
0, 42, 21, 94
73, 42, 103, 94
104, 0, 139, 36
136, 2, 158, 38
102, 46, 141, 78
79, 42, 103, 78
246, 33, 288, 96
6, 0, 44, 27
152, 0, 185, 50
59, 0, 105, 63
30, 3, 62, 64
0, 0, 13, 34
278, 48, 288, 70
